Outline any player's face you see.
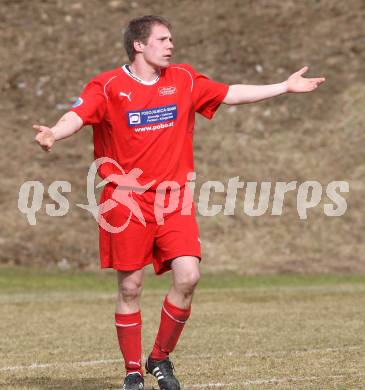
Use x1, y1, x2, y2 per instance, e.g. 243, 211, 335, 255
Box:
141, 24, 174, 68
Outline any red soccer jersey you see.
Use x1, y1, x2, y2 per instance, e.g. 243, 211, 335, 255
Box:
71, 64, 228, 189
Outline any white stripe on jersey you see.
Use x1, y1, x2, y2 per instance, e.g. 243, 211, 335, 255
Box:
170, 66, 194, 92
103, 75, 118, 101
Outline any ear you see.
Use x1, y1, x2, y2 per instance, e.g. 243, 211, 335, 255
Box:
133, 40, 144, 54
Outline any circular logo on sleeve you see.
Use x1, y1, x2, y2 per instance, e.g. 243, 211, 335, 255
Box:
72, 97, 83, 108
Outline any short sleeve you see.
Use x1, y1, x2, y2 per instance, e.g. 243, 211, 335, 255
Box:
70, 78, 107, 125
190, 66, 229, 119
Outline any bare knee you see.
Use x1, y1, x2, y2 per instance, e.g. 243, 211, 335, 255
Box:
173, 268, 200, 296
117, 272, 143, 303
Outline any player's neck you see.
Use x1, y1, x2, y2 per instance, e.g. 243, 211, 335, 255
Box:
129, 61, 161, 83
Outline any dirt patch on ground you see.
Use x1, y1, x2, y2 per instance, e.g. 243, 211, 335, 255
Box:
1, 0, 364, 273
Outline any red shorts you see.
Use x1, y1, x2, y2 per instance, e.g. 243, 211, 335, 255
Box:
98, 184, 201, 275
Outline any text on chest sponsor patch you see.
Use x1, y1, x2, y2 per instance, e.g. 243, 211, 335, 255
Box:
127, 104, 177, 126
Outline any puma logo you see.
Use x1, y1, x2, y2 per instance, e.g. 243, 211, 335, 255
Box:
119, 91, 132, 102
128, 360, 141, 366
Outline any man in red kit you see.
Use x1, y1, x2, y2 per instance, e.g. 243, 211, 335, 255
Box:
34, 15, 325, 390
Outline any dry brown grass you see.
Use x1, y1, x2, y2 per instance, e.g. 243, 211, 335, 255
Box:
0, 270, 364, 389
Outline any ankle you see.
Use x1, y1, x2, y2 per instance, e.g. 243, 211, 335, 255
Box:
150, 349, 168, 361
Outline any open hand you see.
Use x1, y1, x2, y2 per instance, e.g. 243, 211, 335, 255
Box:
287, 66, 325, 93
33, 125, 56, 152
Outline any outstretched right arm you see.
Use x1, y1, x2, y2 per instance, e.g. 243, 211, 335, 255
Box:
33, 111, 83, 152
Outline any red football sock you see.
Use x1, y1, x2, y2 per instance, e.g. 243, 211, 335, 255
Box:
151, 296, 191, 360
115, 311, 143, 375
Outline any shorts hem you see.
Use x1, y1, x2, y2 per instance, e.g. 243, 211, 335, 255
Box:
159, 252, 201, 263
100, 261, 150, 271
155, 252, 201, 275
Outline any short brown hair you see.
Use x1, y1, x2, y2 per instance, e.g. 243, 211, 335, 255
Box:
123, 15, 172, 61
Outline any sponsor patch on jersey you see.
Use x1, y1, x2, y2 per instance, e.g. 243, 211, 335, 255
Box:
127, 104, 177, 126
158, 86, 177, 96
72, 97, 83, 108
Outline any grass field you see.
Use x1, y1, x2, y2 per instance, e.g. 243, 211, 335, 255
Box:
0, 268, 364, 389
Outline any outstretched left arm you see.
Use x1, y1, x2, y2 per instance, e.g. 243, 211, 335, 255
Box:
223, 66, 325, 105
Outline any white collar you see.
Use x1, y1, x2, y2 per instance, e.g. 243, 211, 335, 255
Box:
122, 64, 160, 85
